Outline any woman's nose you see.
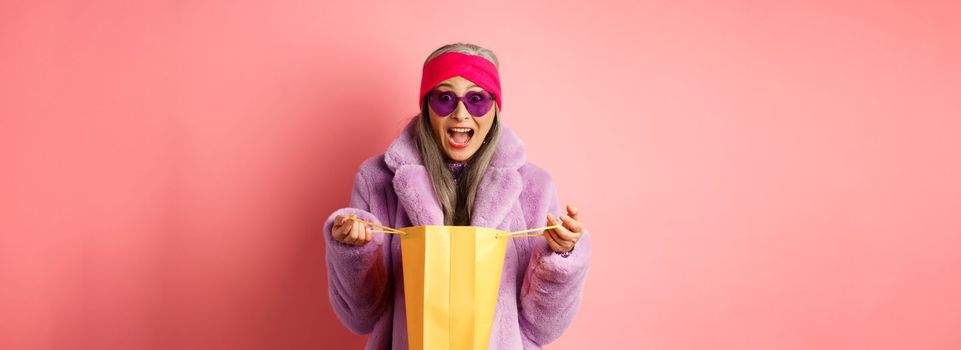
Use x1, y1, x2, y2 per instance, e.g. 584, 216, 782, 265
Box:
452, 100, 471, 120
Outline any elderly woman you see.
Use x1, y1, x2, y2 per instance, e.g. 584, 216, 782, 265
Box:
323, 42, 591, 349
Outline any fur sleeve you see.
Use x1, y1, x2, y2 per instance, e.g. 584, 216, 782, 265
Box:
518, 173, 592, 345
322, 168, 390, 334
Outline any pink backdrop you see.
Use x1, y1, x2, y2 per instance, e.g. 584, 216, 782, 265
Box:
2, 1, 960, 349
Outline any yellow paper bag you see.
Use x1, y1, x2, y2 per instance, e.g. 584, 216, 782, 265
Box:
348, 217, 558, 350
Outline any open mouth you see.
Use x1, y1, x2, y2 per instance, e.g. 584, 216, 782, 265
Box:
446, 127, 474, 149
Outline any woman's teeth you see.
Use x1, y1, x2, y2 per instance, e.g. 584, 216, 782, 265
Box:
447, 128, 474, 148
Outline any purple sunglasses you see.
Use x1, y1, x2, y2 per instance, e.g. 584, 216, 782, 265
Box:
425, 88, 496, 117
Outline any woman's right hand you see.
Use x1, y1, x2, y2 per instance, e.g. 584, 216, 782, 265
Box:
331, 214, 373, 246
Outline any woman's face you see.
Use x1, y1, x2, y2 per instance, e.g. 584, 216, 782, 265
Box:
427, 76, 497, 162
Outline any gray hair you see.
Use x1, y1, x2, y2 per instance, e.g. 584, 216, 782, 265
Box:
414, 42, 501, 226
424, 43, 500, 69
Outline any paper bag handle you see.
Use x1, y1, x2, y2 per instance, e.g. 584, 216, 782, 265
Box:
345, 215, 561, 239
495, 225, 562, 238
344, 215, 407, 235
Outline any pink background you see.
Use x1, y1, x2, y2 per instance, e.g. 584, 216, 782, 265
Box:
2, 0, 960, 349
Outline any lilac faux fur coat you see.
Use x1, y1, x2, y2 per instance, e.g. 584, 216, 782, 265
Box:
323, 118, 591, 349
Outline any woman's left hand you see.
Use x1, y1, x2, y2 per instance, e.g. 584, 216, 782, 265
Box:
544, 205, 584, 253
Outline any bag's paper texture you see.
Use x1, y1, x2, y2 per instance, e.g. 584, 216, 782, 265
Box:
399, 225, 508, 350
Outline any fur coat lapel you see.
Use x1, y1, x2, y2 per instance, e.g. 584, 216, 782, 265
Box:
384, 118, 526, 229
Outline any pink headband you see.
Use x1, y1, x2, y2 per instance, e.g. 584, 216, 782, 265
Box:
419, 51, 502, 112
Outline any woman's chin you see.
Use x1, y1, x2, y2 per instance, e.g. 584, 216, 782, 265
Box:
445, 147, 475, 162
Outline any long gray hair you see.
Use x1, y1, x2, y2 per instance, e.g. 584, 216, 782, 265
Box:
414, 43, 501, 226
